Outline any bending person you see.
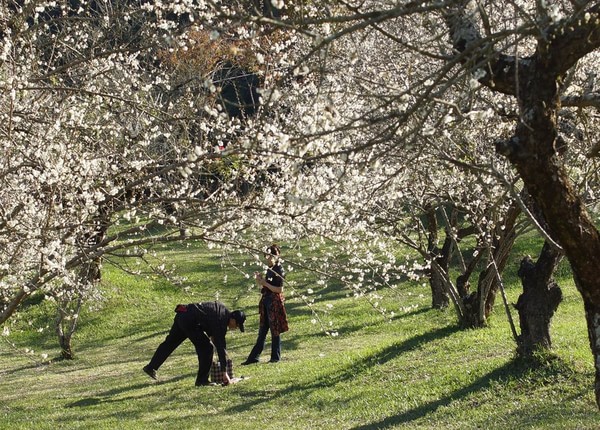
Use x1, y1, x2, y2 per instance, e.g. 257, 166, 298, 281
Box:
144, 301, 245, 386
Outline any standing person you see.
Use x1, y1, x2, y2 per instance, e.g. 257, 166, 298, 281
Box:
242, 244, 289, 365
143, 301, 246, 386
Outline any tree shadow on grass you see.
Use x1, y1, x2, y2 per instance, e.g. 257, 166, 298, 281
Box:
225, 327, 587, 428
65, 374, 189, 409
348, 356, 574, 430
223, 324, 461, 414
306, 324, 461, 388
0, 361, 46, 376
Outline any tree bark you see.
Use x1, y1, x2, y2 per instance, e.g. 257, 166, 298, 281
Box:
515, 241, 563, 356
425, 208, 451, 309
584, 300, 600, 408
430, 267, 450, 309
446, 1, 600, 407
461, 201, 520, 328
508, 60, 600, 408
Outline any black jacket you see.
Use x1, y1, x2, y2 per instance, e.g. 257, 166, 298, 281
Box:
189, 301, 231, 369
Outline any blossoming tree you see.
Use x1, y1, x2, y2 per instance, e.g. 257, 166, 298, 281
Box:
0, 0, 292, 357
3, 0, 600, 407
231, 0, 600, 406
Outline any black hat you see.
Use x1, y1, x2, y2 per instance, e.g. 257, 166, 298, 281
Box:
231, 310, 246, 332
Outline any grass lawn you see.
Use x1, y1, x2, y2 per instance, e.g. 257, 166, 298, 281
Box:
1, 241, 599, 429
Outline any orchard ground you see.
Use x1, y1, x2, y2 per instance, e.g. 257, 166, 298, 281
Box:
1, 239, 599, 429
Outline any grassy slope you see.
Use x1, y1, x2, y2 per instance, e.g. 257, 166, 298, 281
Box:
1, 240, 599, 429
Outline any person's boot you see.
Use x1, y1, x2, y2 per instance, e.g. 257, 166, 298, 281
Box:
143, 365, 157, 380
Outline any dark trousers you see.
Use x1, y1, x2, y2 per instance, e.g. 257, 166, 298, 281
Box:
247, 298, 281, 362
147, 311, 214, 384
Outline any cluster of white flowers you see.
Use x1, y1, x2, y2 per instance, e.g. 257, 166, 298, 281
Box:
2, 0, 599, 345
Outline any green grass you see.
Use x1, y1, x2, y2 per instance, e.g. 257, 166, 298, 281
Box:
1, 241, 599, 429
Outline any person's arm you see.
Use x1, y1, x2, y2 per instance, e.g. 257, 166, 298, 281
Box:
255, 272, 283, 293
212, 330, 229, 373
214, 337, 232, 386
209, 303, 230, 379
255, 265, 284, 293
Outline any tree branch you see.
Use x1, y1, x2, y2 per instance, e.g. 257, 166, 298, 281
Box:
545, 8, 600, 75
444, 0, 526, 96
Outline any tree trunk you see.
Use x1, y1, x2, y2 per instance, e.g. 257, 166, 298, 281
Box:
446, 1, 600, 406
515, 241, 563, 356
425, 208, 450, 309
55, 246, 103, 360
461, 201, 520, 328
55, 289, 84, 360
57, 316, 76, 360
430, 268, 450, 309
584, 300, 600, 408
507, 74, 600, 406
509, 79, 600, 406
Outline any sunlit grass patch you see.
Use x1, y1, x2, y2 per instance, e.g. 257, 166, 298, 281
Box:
1, 239, 598, 430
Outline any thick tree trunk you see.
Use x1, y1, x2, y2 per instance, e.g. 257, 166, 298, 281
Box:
508, 84, 600, 406
446, 0, 600, 407
506, 74, 600, 406
513, 128, 600, 406
515, 241, 563, 356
